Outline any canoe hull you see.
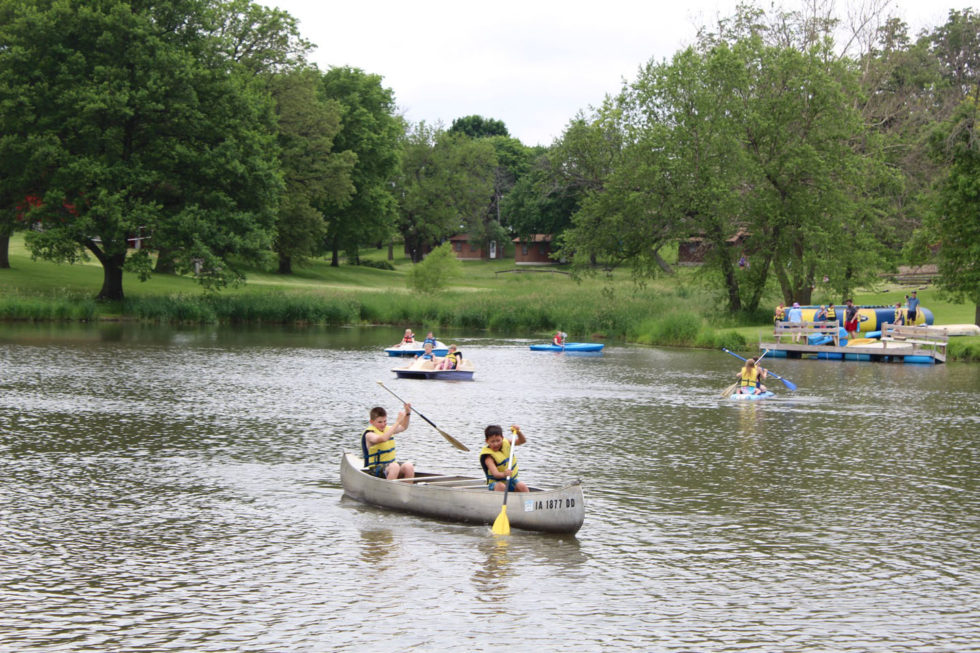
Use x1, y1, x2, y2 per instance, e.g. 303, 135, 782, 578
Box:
529, 342, 604, 352
729, 390, 775, 401
340, 453, 584, 534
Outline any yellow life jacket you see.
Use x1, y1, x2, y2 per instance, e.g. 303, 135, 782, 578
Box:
827, 306, 837, 321
362, 425, 396, 471
480, 439, 518, 487
774, 306, 785, 320
894, 308, 904, 323
739, 366, 760, 388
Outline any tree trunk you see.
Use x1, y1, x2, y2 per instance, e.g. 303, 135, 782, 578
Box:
975, 302, 979, 327
154, 246, 175, 274
388, 239, 394, 261
278, 254, 292, 275
97, 252, 126, 301
0, 232, 9, 269
330, 235, 340, 267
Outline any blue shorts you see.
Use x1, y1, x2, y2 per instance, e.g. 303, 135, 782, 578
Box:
488, 478, 520, 491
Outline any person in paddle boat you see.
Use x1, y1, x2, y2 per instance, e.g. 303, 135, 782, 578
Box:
552, 331, 566, 346
362, 404, 414, 480
437, 344, 461, 370
413, 341, 436, 368
480, 425, 529, 493
735, 357, 769, 395
401, 328, 416, 344
423, 331, 437, 347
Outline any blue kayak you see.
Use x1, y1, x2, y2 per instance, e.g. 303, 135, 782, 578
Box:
530, 342, 604, 352
729, 390, 775, 401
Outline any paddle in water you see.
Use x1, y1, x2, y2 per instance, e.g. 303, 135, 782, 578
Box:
491, 427, 520, 535
721, 348, 797, 391
376, 381, 469, 451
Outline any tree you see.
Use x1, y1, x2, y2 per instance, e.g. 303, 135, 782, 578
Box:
922, 100, 980, 325
449, 115, 509, 138
0, 0, 284, 300
269, 68, 355, 274
395, 125, 498, 262
319, 66, 401, 266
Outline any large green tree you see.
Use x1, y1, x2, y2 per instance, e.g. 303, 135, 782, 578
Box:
319, 66, 401, 266
0, 0, 284, 300
395, 124, 497, 262
269, 68, 355, 274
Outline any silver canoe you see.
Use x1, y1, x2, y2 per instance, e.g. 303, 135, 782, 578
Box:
340, 452, 584, 534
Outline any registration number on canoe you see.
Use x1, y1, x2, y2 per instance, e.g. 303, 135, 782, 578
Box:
524, 497, 575, 512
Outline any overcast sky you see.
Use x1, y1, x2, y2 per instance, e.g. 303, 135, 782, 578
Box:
263, 0, 974, 146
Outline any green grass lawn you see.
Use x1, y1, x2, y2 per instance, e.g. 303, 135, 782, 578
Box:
2, 232, 976, 359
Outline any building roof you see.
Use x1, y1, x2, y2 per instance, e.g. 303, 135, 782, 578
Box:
512, 234, 552, 243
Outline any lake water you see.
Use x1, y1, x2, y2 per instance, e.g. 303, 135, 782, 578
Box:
1, 324, 978, 652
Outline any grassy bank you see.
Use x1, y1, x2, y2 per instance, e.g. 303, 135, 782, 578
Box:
1, 233, 977, 360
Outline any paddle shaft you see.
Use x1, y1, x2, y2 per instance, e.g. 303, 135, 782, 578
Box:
500, 429, 519, 506
376, 382, 469, 451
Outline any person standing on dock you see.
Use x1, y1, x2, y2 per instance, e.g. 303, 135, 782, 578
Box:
844, 299, 860, 341
893, 302, 906, 326
788, 302, 803, 342
906, 291, 919, 325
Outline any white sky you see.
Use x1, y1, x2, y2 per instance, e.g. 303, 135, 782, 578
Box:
263, 0, 973, 146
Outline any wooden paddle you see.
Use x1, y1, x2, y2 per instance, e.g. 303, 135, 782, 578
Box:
491, 427, 520, 535
376, 381, 469, 451
721, 348, 768, 397
721, 348, 796, 391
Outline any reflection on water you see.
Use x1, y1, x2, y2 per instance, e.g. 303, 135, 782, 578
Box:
0, 323, 978, 651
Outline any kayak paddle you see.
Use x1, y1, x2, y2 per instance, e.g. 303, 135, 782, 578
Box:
376, 381, 469, 451
721, 348, 796, 391
491, 427, 520, 535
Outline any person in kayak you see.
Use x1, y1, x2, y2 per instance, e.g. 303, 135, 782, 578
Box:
480, 425, 529, 493
552, 331, 566, 346
362, 404, 414, 480
735, 357, 769, 395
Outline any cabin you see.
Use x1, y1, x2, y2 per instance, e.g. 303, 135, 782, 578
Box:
512, 234, 555, 265
678, 230, 748, 265
448, 233, 502, 260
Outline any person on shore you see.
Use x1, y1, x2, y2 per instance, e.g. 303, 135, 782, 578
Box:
827, 303, 837, 325
480, 425, 529, 492
735, 358, 768, 395
906, 291, 919, 325
844, 299, 860, 341
362, 404, 414, 480
815, 305, 828, 322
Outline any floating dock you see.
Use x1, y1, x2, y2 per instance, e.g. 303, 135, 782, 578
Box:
759, 341, 943, 364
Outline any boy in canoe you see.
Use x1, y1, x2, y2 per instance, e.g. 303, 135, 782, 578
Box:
362, 404, 414, 480
480, 425, 529, 493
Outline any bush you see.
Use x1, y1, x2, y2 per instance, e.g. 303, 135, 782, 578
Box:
358, 259, 395, 271
406, 243, 461, 294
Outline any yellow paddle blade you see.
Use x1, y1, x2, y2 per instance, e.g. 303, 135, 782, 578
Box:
491, 506, 510, 535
